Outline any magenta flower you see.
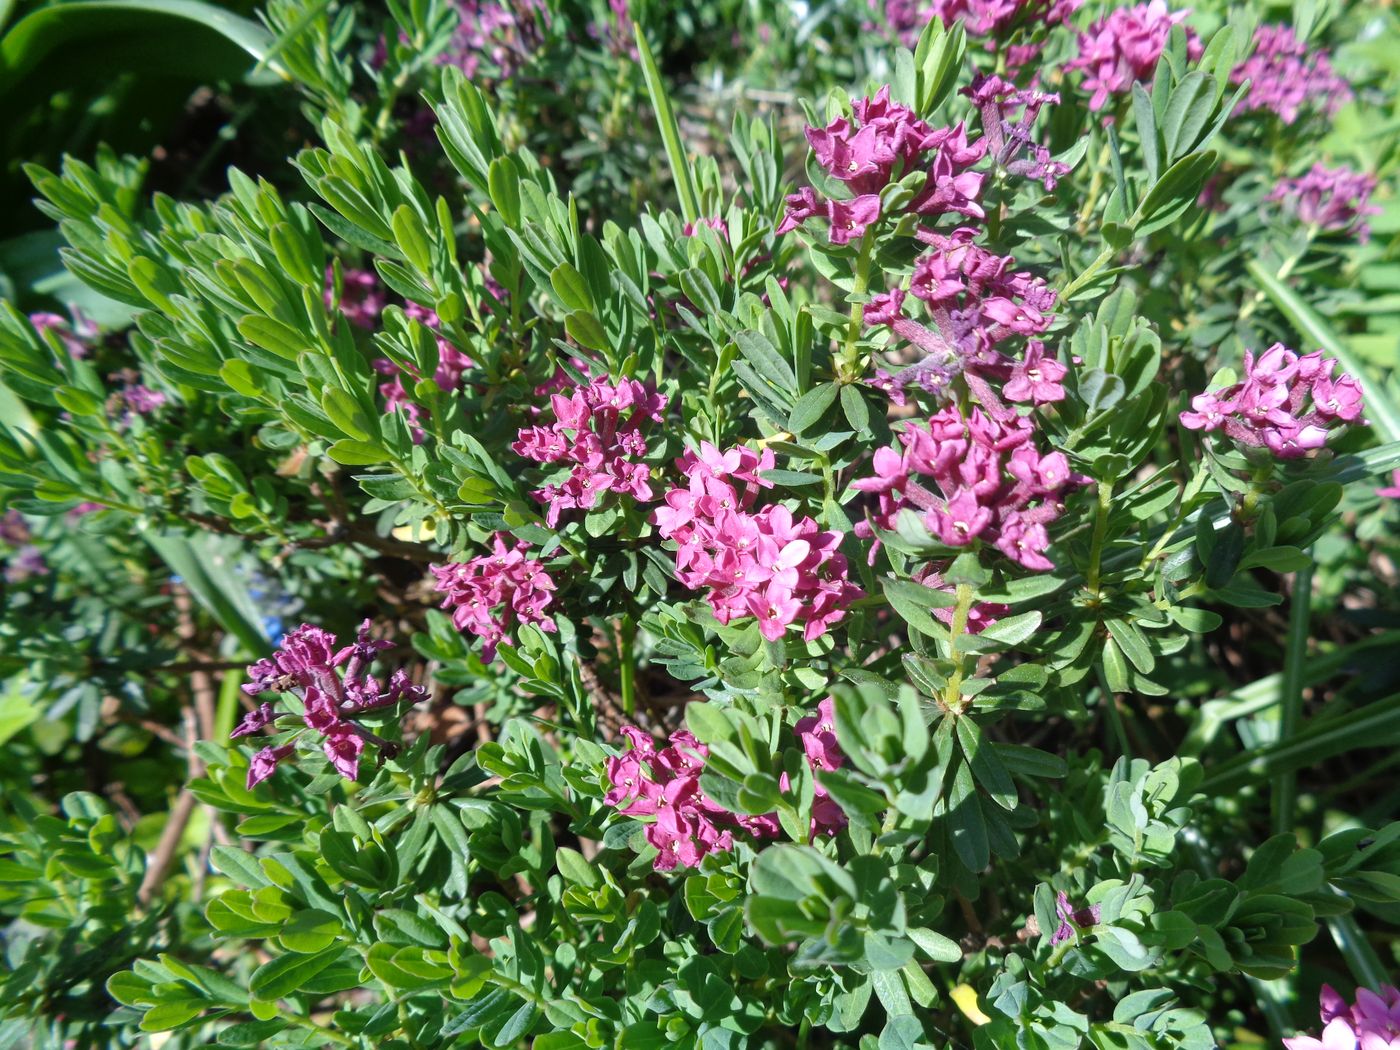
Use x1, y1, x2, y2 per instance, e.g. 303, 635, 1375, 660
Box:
1064, 1, 1201, 111
431, 533, 559, 662
1285, 984, 1400, 1050
325, 267, 386, 330
779, 86, 987, 243
1268, 164, 1380, 242
1231, 24, 1351, 125
604, 701, 851, 871
874, 0, 1081, 66
1179, 343, 1365, 459
653, 444, 864, 642
852, 406, 1087, 569
1003, 342, 1068, 404
1378, 470, 1400, 500
238, 620, 427, 788
512, 375, 667, 526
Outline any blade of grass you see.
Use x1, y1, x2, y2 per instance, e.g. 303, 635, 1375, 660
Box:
633, 23, 699, 225
1201, 692, 1400, 794
1180, 630, 1400, 755
1328, 908, 1390, 990
1271, 555, 1313, 836
144, 533, 269, 655
1246, 258, 1400, 442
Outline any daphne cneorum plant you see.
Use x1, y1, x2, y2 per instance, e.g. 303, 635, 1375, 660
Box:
1, 0, 1399, 1047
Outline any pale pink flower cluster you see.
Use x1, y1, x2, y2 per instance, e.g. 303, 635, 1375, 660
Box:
865, 228, 1062, 406
1231, 24, 1352, 124
512, 376, 667, 527
1179, 344, 1365, 458
1285, 984, 1400, 1050
237, 620, 427, 788
430, 534, 558, 662
853, 407, 1087, 569
604, 699, 848, 871
1064, 1, 1201, 112
778, 87, 986, 245
1268, 165, 1380, 242
653, 444, 864, 641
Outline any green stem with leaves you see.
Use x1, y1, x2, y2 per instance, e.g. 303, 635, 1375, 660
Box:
1085, 480, 1115, 599
838, 232, 877, 383
942, 582, 976, 712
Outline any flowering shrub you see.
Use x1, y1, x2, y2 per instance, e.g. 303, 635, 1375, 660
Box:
1, 0, 1399, 1048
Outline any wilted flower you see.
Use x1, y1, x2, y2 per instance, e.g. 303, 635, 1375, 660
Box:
238, 620, 427, 787
964, 74, 1070, 191
1050, 890, 1101, 944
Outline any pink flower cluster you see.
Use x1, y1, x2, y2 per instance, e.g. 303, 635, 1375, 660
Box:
1268, 164, 1380, 242
653, 444, 864, 642
237, 620, 427, 788
1064, 1, 1200, 112
853, 407, 1086, 569
374, 301, 474, 437
789, 698, 849, 838
603, 699, 848, 871
778, 87, 985, 244
437, 0, 548, 81
1179, 343, 1365, 458
326, 267, 386, 330
875, 0, 1080, 66
430, 533, 558, 662
512, 376, 667, 526
1285, 984, 1400, 1050
1231, 24, 1352, 125
865, 228, 1061, 406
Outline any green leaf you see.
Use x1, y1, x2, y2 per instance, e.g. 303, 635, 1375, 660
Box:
0, 0, 279, 103
277, 910, 343, 955
248, 947, 343, 1002
633, 26, 699, 223
326, 440, 391, 466
787, 383, 838, 433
